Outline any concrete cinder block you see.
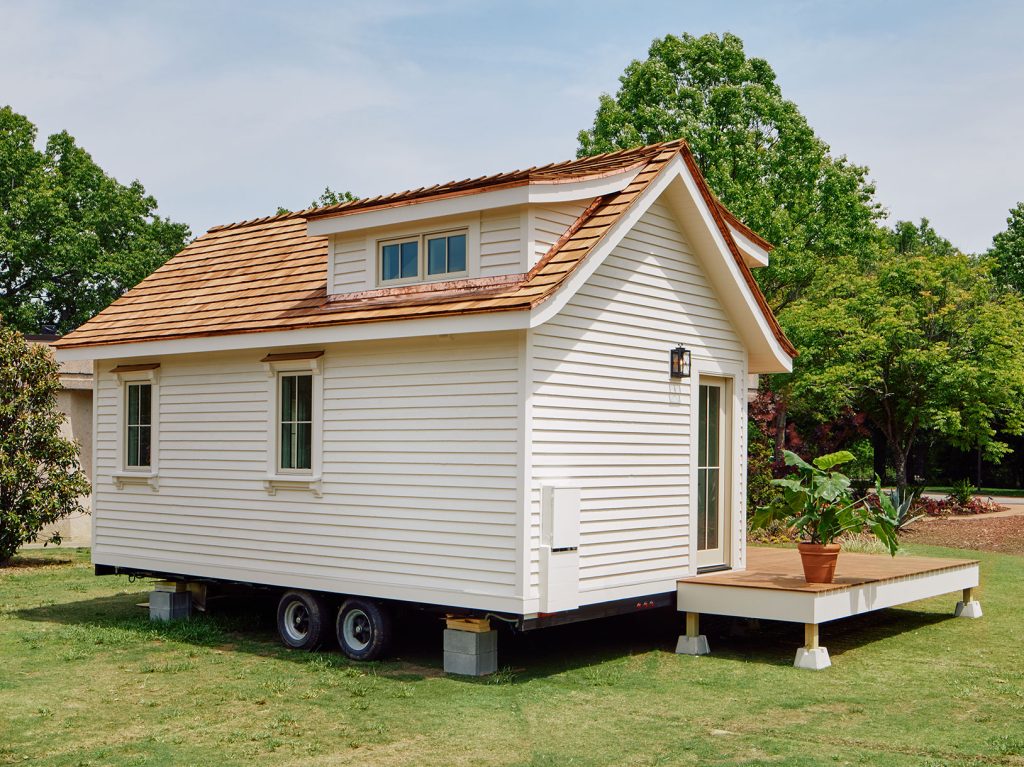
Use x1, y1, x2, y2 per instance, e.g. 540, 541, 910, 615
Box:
149, 590, 191, 622
955, 600, 983, 619
444, 650, 498, 677
794, 647, 831, 670
443, 628, 498, 676
675, 634, 711, 656
443, 628, 498, 655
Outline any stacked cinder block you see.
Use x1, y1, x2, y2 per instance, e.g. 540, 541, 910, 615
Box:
149, 581, 192, 621
443, 628, 498, 676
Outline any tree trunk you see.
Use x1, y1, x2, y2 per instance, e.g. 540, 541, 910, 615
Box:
871, 427, 887, 481
893, 447, 910, 495
773, 400, 788, 461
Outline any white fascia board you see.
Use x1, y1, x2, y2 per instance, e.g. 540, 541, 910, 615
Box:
527, 155, 791, 374
306, 167, 640, 238
53, 310, 529, 362
671, 167, 792, 374
728, 225, 770, 268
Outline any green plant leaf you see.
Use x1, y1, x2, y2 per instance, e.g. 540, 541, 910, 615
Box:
812, 451, 856, 471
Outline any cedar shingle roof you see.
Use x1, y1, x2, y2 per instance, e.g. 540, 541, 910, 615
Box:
54, 140, 795, 357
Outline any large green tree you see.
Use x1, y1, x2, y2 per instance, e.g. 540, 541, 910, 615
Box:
987, 202, 1024, 292
783, 220, 1024, 491
0, 106, 190, 334
577, 32, 882, 312
0, 320, 90, 563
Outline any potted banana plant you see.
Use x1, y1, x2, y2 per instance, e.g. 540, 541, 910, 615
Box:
750, 450, 900, 583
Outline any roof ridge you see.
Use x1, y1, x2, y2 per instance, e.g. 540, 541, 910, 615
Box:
202, 139, 690, 237
207, 210, 307, 233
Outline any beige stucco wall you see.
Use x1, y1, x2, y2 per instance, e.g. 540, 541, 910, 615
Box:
28, 351, 94, 549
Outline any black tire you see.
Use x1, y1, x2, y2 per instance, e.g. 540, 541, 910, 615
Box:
276, 590, 329, 651
336, 598, 392, 661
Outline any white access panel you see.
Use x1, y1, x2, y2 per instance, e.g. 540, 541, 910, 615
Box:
541, 485, 581, 551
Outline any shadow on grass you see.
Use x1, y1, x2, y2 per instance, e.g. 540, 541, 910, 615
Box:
13, 583, 961, 682
1, 553, 78, 570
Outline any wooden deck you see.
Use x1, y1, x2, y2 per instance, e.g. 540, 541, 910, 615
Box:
675, 547, 982, 669
681, 547, 979, 593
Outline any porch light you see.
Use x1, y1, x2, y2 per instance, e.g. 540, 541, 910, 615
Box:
670, 344, 691, 379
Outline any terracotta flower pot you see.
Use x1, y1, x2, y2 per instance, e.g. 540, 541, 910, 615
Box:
797, 542, 841, 583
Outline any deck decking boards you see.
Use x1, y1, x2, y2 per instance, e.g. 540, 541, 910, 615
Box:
679, 547, 979, 593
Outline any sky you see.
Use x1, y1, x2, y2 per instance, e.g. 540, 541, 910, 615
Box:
2, 0, 1022, 254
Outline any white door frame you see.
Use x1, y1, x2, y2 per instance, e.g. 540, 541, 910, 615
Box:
688, 359, 746, 574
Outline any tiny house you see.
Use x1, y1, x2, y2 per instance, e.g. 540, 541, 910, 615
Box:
54, 140, 795, 666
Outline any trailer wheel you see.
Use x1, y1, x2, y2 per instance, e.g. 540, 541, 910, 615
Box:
276, 590, 329, 651
336, 598, 392, 661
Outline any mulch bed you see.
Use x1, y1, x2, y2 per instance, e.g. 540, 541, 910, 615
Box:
901, 514, 1024, 556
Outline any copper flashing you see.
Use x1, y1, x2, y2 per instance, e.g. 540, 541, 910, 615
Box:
260, 351, 325, 363
109, 363, 160, 373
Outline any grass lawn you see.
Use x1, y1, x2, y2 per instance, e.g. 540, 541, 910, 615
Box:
1, 546, 1022, 767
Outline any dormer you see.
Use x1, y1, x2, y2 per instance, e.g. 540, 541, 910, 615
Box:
306, 162, 646, 298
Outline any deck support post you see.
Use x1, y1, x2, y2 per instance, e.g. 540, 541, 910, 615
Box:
794, 623, 831, 670
955, 587, 983, 619
675, 611, 710, 656
443, 617, 497, 676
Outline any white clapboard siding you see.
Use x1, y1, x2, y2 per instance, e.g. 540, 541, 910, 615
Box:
531, 201, 590, 266
92, 333, 524, 612
529, 198, 745, 603
329, 234, 367, 294
480, 208, 524, 276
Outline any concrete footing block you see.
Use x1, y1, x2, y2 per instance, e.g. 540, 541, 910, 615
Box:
955, 600, 983, 619
675, 634, 710, 655
443, 629, 498, 676
794, 646, 831, 670
149, 590, 191, 622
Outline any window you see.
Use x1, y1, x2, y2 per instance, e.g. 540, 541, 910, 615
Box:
279, 373, 313, 472
381, 238, 419, 282
379, 230, 468, 285
427, 233, 467, 276
125, 382, 152, 468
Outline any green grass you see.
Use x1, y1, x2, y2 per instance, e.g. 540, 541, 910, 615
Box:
1, 546, 1022, 767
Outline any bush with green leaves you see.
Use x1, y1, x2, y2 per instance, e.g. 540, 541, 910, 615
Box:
0, 320, 90, 563
949, 479, 976, 507
750, 450, 899, 555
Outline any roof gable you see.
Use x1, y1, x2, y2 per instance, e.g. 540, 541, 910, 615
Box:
53, 140, 794, 372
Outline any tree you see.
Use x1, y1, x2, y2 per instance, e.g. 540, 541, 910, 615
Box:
277, 186, 358, 215
0, 320, 90, 563
0, 106, 190, 335
577, 32, 883, 313
783, 221, 1024, 492
988, 202, 1024, 292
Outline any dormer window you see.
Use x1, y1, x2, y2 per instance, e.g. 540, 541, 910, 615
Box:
379, 229, 468, 285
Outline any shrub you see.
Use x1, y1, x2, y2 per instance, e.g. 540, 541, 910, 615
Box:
949, 479, 976, 507
0, 321, 91, 563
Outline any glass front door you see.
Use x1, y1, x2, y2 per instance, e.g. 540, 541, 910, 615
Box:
696, 377, 729, 568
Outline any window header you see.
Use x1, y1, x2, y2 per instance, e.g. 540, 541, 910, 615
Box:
260, 351, 325, 363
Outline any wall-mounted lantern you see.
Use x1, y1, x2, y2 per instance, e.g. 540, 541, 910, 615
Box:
669, 344, 691, 379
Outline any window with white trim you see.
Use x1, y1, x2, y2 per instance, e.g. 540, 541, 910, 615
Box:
125, 382, 152, 468
379, 229, 468, 285
278, 373, 313, 472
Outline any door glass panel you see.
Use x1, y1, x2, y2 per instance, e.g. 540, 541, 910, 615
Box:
697, 383, 722, 553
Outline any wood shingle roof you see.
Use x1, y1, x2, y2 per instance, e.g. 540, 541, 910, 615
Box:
54, 140, 795, 357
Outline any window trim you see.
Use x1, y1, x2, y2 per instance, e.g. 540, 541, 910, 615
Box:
375, 226, 471, 287
124, 381, 154, 469
378, 234, 425, 286
111, 364, 160, 491
276, 371, 314, 475
263, 352, 323, 496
